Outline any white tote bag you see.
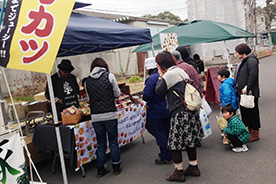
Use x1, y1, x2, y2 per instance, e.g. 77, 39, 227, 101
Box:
199, 109, 212, 139
240, 92, 255, 108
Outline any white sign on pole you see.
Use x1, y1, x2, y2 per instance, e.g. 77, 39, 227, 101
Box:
0, 131, 28, 184
160, 33, 179, 52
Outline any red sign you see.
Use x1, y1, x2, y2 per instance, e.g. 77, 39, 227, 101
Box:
205, 67, 221, 108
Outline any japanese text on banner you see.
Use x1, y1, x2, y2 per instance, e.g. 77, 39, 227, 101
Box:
0, 0, 75, 74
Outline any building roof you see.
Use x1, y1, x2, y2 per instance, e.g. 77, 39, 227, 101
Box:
73, 9, 182, 25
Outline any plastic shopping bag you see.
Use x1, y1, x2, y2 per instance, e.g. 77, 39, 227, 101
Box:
200, 109, 212, 139
201, 97, 212, 116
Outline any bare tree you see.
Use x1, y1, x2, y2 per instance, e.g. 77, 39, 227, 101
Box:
264, 0, 276, 45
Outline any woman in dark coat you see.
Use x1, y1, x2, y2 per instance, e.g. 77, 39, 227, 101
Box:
234, 43, 260, 142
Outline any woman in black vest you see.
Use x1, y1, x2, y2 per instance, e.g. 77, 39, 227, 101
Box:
84, 58, 122, 177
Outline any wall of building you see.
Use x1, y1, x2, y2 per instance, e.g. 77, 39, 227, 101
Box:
0, 47, 139, 97
0, 68, 47, 97
256, 11, 268, 46
57, 46, 139, 80
1, 16, 178, 97
186, 0, 247, 61
256, 12, 266, 33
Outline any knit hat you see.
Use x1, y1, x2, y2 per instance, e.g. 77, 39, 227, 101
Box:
145, 57, 157, 70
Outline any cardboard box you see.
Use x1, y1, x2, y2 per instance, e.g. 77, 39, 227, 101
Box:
22, 100, 49, 118
34, 92, 47, 101
7, 102, 26, 121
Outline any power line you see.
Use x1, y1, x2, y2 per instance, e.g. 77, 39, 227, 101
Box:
87, 7, 186, 13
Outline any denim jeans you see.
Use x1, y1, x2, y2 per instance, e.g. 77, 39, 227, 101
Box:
92, 119, 121, 167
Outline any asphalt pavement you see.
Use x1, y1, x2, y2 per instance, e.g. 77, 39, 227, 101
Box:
32, 54, 276, 184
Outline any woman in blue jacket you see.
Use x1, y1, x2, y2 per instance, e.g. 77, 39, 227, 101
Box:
143, 57, 172, 165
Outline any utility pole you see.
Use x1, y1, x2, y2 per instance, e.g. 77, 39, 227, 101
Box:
254, 0, 258, 47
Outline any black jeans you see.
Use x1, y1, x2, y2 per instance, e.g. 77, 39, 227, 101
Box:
240, 97, 260, 130
226, 134, 243, 147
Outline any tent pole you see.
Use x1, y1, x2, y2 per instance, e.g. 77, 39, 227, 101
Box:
144, 43, 155, 89
0, 0, 8, 127
143, 52, 146, 89
150, 43, 155, 57
0, 76, 7, 130
224, 41, 232, 77
46, 74, 68, 184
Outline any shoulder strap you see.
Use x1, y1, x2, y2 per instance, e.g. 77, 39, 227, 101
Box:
173, 90, 188, 110
174, 68, 189, 83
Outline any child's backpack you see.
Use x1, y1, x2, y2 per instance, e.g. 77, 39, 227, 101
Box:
173, 70, 202, 111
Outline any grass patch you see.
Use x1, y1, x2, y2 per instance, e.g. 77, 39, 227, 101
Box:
129, 76, 143, 83
5, 96, 34, 103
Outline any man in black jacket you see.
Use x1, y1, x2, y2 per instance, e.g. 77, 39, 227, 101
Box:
45, 59, 80, 120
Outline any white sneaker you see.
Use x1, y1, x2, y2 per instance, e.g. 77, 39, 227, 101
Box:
232, 144, 248, 153
242, 144, 248, 152
232, 147, 243, 152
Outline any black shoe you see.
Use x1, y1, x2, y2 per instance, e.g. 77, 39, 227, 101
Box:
112, 162, 122, 175
155, 158, 173, 165
97, 167, 109, 178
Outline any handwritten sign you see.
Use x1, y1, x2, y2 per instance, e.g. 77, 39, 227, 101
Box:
73, 101, 146, 170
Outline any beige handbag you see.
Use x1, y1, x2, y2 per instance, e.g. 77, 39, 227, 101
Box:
240, 91, 255, 108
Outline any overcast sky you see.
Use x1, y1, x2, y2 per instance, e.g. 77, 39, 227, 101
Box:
80, 0, 188, 20
80, 0, 267, 20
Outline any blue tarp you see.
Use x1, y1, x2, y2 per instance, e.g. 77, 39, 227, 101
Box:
58, 13, 152, 57
73, 2, 91, 10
